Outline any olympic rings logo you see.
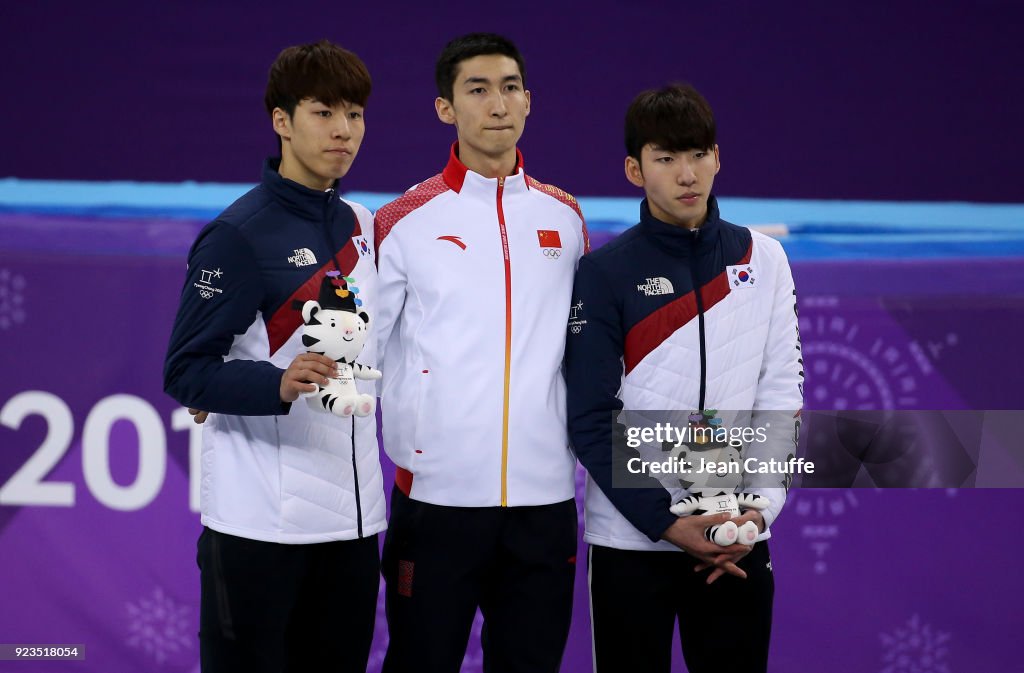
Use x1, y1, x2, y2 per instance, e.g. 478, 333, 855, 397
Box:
542, 248, 561, 258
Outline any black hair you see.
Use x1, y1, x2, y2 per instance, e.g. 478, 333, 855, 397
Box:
435, 33, 525, 101
624, 83, 716, 160
265, 39, 371, 118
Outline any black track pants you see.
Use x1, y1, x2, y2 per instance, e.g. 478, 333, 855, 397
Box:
381, 486, 577, 673
589, 541, 774, 673
197, 527, 380, 673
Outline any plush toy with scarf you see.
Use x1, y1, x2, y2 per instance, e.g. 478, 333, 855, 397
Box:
297, 271, 380, 417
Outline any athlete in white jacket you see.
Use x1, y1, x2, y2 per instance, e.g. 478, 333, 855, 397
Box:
374, 34, 588, 673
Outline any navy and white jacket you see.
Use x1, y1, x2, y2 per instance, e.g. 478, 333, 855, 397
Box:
565, 197, 803, 551
163, 158, 385, 544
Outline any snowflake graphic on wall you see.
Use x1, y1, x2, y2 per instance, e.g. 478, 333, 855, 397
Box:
791, 489, 864, 575
0, 269, 27, 330
879, 614, 951, 673
125, 587, 193, 665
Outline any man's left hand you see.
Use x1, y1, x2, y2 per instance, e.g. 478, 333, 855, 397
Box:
694, 510, 765, 584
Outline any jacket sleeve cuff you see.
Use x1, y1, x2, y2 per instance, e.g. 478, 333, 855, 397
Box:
647, 509, 681, 543
256, 365, 290, 415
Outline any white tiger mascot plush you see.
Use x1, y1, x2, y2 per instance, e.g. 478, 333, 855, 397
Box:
297, 271, 381, 417
667, 411, 769, 546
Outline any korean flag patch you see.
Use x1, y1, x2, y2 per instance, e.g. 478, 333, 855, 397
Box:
353, 235, 372, 258
726, 264, 756, 289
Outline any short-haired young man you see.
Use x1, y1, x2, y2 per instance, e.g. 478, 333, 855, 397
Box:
163, 40, 384, 673
374, 33, 589, 673
565, 84, 804, 673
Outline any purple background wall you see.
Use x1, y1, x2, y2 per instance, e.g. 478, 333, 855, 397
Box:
2, 1, 1022, 201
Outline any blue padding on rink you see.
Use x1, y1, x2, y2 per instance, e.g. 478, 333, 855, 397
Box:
0, 178, 252, 217
2, 178, 1023, 261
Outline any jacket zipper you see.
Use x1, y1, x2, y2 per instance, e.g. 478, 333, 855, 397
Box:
351, 417, 363, 537
689, 228, 707, 411
324, 188, 364, 536
496, 176, 512, 507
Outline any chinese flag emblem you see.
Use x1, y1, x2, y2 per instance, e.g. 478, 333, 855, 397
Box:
537, 230, 562, 248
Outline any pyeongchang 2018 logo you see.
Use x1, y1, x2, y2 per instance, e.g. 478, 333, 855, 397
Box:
637, 277, 674, 296
193, 268, 223, 300
568, 300, 587, 334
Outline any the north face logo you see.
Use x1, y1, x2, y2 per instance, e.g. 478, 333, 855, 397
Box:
637, 277, 674, 296
288, 248, 318, 267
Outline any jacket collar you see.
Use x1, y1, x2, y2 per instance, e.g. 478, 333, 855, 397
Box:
441, 141, 528, 195
639, 195, 723, 255
262, 157, 338, 221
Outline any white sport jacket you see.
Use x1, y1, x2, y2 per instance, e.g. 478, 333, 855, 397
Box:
374, 144, 589, 507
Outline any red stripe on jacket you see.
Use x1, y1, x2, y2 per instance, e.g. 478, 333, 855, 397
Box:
265, 225, 362, 357
624, 240, 752, 375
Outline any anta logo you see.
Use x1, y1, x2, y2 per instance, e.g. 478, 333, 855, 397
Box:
287, 248, 318, 267
637, 277, 674, 296
437, 235, 466, 250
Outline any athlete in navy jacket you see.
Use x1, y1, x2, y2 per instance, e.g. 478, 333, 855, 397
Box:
163, 41, 384, 673
565, 84, 803, 673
